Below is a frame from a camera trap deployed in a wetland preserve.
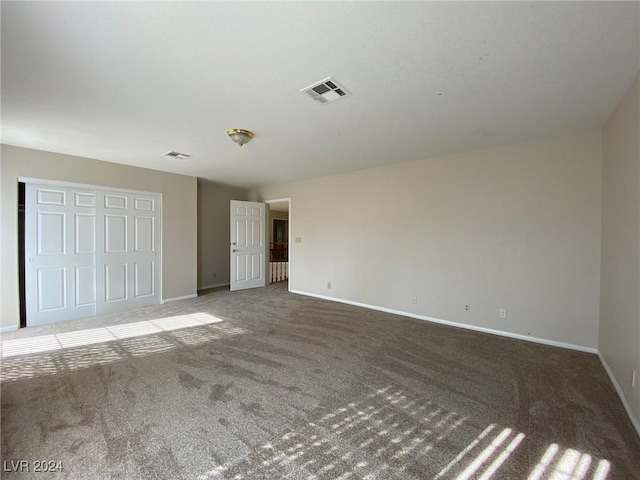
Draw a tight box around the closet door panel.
[26,184,96,326]
[96,190,161,315]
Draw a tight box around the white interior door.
[25,184,97,326]
[96,191,161,314]
[230,200,266,291]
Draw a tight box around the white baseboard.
[0,325,19,334]
[198,283,230,291]
[598,353,640,438]
[290,290,598,354]
[162,293,198,304]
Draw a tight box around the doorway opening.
[265,198,291,289]
[18,182,26,328]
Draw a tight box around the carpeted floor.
[1,283,639,479]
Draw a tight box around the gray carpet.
[1,283,639,479]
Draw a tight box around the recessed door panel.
[251,220,262,247]
[37,267,65,311]
[251,254,263,280]
[105,264,127,302]
[134,262,154,297]
[236,220,247,247]
[38,212,65,255]
[37,189,65,205]
[105,215,127,252]
[134,217,154,252]
[134,198,154,211]
[75,266,96,306]
[236,255,247,282]
[105,194,127,209]
[75,193,95,207]
[75,214,95,254]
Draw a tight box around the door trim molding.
[19,177,164,197]
[265,198,292,292]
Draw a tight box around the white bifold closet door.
[25,183,161,327]
[25,184,97,326]
[96,190,161,315]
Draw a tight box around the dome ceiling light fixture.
[227,128,254,147]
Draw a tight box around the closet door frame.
[21,177,163,325]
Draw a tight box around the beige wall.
[0,145,198,330]
[253,131,603,349]
[197,179,248,289]
[599,73,640,426]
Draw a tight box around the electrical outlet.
[295,237,302,243]
[411,296,417,304]
[632,370,636,388]
[464,304,471,312]
[500,309,507,319]
[327,282,332,289]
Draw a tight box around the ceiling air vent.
[300,77,351,105]
[163,151,191,159]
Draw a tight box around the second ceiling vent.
[163,151,191,159]
[300,77,351,105]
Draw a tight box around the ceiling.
[2,2,638,188]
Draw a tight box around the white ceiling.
[2,2,638,188]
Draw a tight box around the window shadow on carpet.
[0,317,247,383]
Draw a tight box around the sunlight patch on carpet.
[1,317,247,383]
[1,312,224,358]
[528,443,610,480]
[195,384,615,480]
